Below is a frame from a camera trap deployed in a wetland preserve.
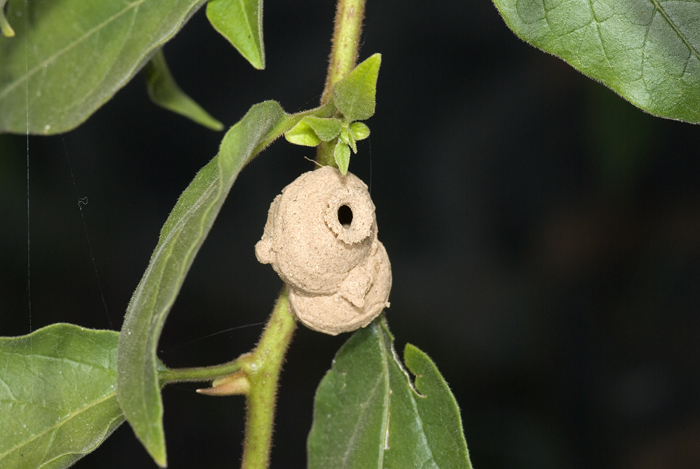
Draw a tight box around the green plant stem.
[184,1,366,464]
[158,359,245,384]
[316,141,337,167]
[241,287,297,469]
[317,0,367,165]
[321,0,366,105]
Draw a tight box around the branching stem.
[317,0,367,165]
[241,287,296,469]
[159,292,295,469]
[238,2,366,463]
[166,1,368,467]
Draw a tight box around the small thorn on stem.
[197,370,251,396]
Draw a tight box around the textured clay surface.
[256,166,392,335]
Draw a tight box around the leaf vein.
[376,322,391,468]
[236,0,256,44]
[0,391,117,460]
[651,0,700,63]
[339,371,385,469]
[0,375,17,400]
[0,0,147,101]
[585,0,614,71]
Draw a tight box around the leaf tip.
[367,52,382,66]
[250,56,265,71]
[144,50,224,131]
[332,52,382,121]
[0,10,14,37]
[1,24,15,37]
[205,119,226,132]
[334,142,350,174]
[143,431,168,468]
[206,0,266,71]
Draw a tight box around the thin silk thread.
[63,138,114,329]
[24,0,31,332]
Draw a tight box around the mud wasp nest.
[255,166,392,335]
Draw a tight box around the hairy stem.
[241,287,297,469]
[317,0,367,164]
[316,141,337,167]
[158,359,245,384]
[159,289,295,469]
[196,2,366,466]
[321,0,367,104]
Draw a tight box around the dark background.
[2,0,700,467]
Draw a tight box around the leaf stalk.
[158,356,247,384]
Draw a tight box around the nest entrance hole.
[338,204,353,227]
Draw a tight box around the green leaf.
[339,126,357,153]
[0,323,124,469]
[206,0,264,70]
[0,0,14,37]
[493,0,700,124]
[350,121,370,141]
[117,100,288,467]
[285,119,323,147]
[334,141,350,175]
[305,116,343,141]
[0,0,207,135]
[144,49,223,131]
[308,317,473,469]
[332,53,381,122]
[285,116,343,147]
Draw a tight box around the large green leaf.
[308,316,473,469]
[117,100,289,467]
[0,0,207,135]
[206,0,264,70]
[144,49,224,131]
[0,323,123,469]
[493,0,700,123]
